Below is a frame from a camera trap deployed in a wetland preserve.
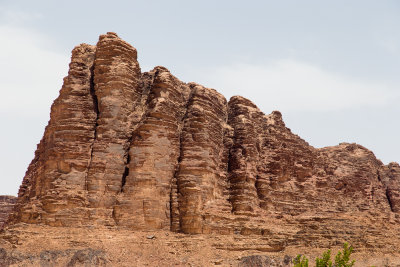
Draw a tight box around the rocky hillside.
[2,32,400,266]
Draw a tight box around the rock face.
[0,196,16,229]
[6,33,400,252]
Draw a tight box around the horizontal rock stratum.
[5,33,400,252]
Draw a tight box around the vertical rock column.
[227,96,262,214]
[86,32,142,225]
[177,84,230,234]
[11,44,97,226]
[113,67,191,230]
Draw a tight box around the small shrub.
[334,242,355,267]
[315,249,332,267]
[293,254,309,267]
[293,243,355,267]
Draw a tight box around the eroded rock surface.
[0,196,16,229]
[0,247,108,267]
[11,43,97,227]
[239,255,292,267]
[5,32,400,255]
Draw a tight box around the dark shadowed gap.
[120,166,129,193]
[120,154,130,193]
[386,188,394,212]
[170,86,195,232]
[85,64,100,192]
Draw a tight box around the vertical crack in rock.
[110,78,152,221]
[379,163,400,213]
[111,71,154,224]
[386,188,394,212]
[120,166,129,193]
[86,32,142,225]
[170,173,180,232]
[116,71,155,196]
[377,170,382,182]
[170,87,194,232]
[112,67,191,230]
[225,138,234,214]
[227,96,261,214]
[170,136,184,232]
[118,136,134,196]
[85,65,99,192]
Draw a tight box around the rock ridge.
[5,32,400,252]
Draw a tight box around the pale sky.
[1,0,400,195]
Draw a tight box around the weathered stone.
[6,33,400,256]
[227,96,264,214]
[10,43,97,226]
[112,66,190,230]
[176,84,231,234]
[85,32,142,226]
[0,196,16,229]
[379,162,400,212]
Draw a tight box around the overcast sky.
[1,0,400,195]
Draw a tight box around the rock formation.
[5,32,400,255]
[0,196,16,229]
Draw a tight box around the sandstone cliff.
[0,196,16,229]
[5,33,400,257]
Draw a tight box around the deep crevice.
[170,86,195,232]
[112,72,154,225]
[386,188,394,212]
[119,137,132,194]
[377,170,382,182]
[120,155,130,193]
[226,152,237,214]
[85,64,99,192]
[226,106,236,213]
[170,165,181,232]
[120,167,129,193]
[117,72,155,194]
[225,101,262,213]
